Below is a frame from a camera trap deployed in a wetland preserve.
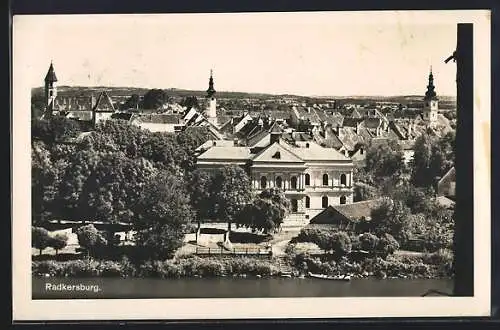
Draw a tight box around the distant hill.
[31,85,456,104]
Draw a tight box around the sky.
[14,11,462,97]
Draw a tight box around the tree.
[141,89,168,110]
[32,117,82,144]
[180,96,199,110]
[133,173,195,259]
[211,166,253,239]
[49,233,68,255]
[78,152,157,225]
[238,188,291,234]
[32,226,51,256]
[32,141,59,224]
[322,231,352,255]
[75,224,108,257]
[364,139,406,184]
[411,132,455,188]
[353,182,380,202]
[120,94,140,110]
[370,198,411,243]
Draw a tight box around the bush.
[376,233,400,257]
[33,260,63,276]
[97,260,122,277]
[359,233,379,252]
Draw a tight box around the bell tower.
[206,69,217,123]
[44,61,58,114]
[423,66,439,125]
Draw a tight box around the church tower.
[44,61,58,114]
[423,66,439,125]
[206,70,217,124]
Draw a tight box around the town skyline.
[16,12,459,97]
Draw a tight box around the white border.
[12,10,491,320]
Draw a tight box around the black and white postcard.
[12,10,491,320]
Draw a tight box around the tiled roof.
[134,114,182,124]
[111,112,134,121]
[310,198,385,224]
[281,140,350,161]
[252,142,305,163]
[198,146,253,160]
[93,91,115,112]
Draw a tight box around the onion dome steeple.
[206,69,216,98]
[424,66,438,101]
[45,61,58,84]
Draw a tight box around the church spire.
[424,66,437,101]
[45,61,58,84]
[206,69,216,98]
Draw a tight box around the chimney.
[407,122,413,139]
[307,107,311,113]
[325,125,331,140]
[355,121,361,134]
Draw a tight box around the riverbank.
[32,250,453,280]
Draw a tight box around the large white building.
[196,124,354,227]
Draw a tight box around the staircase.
[282,213,309,229]
[275,255,294,275]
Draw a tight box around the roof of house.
[133,114,183,124]
[197,146,253,160]
[93,91,115,112]
[281,140,350,161]
[252,142,305,163]
[309,198,385,224]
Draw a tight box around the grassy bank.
[33,248,453,280]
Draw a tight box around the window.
[360,148,364,155]
[305,173,310,186]
[291,199,298,212]
[322,174,329,186]
[305,196,310,208]
[275,176,282,189]
[291,176,298,189]
[305,143,310,148]
[340,174,347,186]
[260,176,267,189]
[272,151,281,159]
[340,196,347,204]
[322,196,329,208]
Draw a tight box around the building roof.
[252,142,305,164]
[281,140,350,162]
[44,63,58,83]
[93,91,115,112]
[133,113,182,124]
[310,198,385,224]
[197,146,253,160]
[64,110,93,121]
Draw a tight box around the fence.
[195,246,272,257]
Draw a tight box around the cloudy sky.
[14,11,463,97]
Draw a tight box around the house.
[307,198,385,232]
[437,167,456,200]
[130,113,185,133]
[197,127,355,226]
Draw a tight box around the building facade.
[197,127,354,226]
[423,67,439,125]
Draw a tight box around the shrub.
[376,233,400,257]
[33,260,62,276]
[359,233,379,252]
[97,261,122,277]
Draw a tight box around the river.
[33,277,454,299]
